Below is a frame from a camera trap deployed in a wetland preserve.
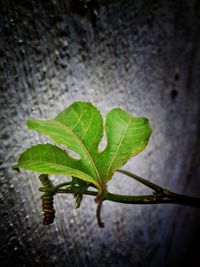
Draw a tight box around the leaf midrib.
[105,118,131,180]
[21,159,96,184]
[53,119,101,185]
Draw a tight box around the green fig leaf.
[17,101,152,195]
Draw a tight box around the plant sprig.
[38,171,200,227]
[15,101,200,227]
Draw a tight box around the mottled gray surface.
[0,0,200,266]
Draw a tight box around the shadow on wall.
[0,0,200,267]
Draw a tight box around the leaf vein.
[105,118,131,179]
[53,120,101,185]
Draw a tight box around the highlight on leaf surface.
[17,101,152,197]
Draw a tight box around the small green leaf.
[17,101,152,195]
[71,177,90,208]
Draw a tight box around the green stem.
[38,170,200,209]
[106,191,200,208]
[96,200,104,228]
[116,169,164,193]
[54,182,72,190]
[38,187,200,208]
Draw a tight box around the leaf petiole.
[116,169,164,193]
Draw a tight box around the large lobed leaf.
[17,102,152,193]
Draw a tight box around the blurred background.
[0,0,200,266]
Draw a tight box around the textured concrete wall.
[0,1,200,266]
